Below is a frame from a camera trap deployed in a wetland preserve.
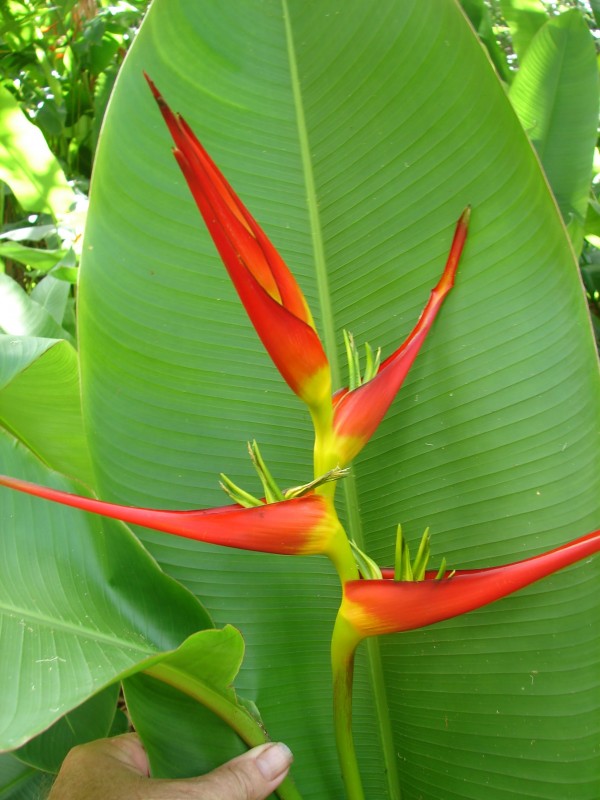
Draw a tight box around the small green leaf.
[0,242,67,271]
[0,335,93,483]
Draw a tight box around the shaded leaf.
[509,9,599,252]
[0,274,73,343]
[14,685,120,774]
[0,753,50,800]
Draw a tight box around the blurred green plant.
[462,0,600,341]
[0,0,149,320]
[0,0,149,178]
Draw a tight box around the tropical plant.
[0,2,599,799]
[462,0,600,340]
[0,0,149,306]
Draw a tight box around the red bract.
[0,475,338,556]
[329,208,470,467]
[146,75,471,470]
[341,528,600,639]
[146,75,331,412]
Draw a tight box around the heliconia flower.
[146,75,470,470]
[145,74,331,413]
[328,208,470,467]
[339,528,600,640]
[0,474,340,557]
[331,529,600,799]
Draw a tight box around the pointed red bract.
[0,474,337,556]
[342,528,600,637]
[146,75,331,409]
[330,208,470,466]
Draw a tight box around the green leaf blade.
[77,1,600,797]
[0,430,213,751]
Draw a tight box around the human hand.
[48,733,294,800]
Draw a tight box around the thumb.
[186,742,294,800]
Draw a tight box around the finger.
[181,742,294,800]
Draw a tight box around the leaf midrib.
[0,601,157,655]
[281,4,401,798]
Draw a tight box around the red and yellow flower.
[146,76,470,472]
[329,208,469,467]
[339,528,600,641]
[0,474,340,557]
[146,74,331,415]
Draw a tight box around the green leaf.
[0,274,73,343]
[125,628,261,772]
[77,1,600,798]
[14,685,120,774]
[499,0,548,60]
[0,85,74,219]
[0,241,67,271]
[0,335,93,483]
[125,628,304,799]
[459,0,513,83]
[0,428,214,751]
[124,673,246,779]
[0,753,51,800]
[509,9,599,253]
[30,276,71,327]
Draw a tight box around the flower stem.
[326,523,361,584]
[331,614,365,800]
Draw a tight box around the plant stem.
[143,662,304,800]
[327,522,361,584]
[331,614,365,800]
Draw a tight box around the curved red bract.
[342,528,600,637]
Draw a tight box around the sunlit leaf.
[0,85,74,219]
[509,9,599,252]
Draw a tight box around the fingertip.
[254,742,294,782]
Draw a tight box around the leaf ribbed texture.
[78,2,600,797]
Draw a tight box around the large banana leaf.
[77,1,599,798]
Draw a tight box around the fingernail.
[256,742,293,781]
